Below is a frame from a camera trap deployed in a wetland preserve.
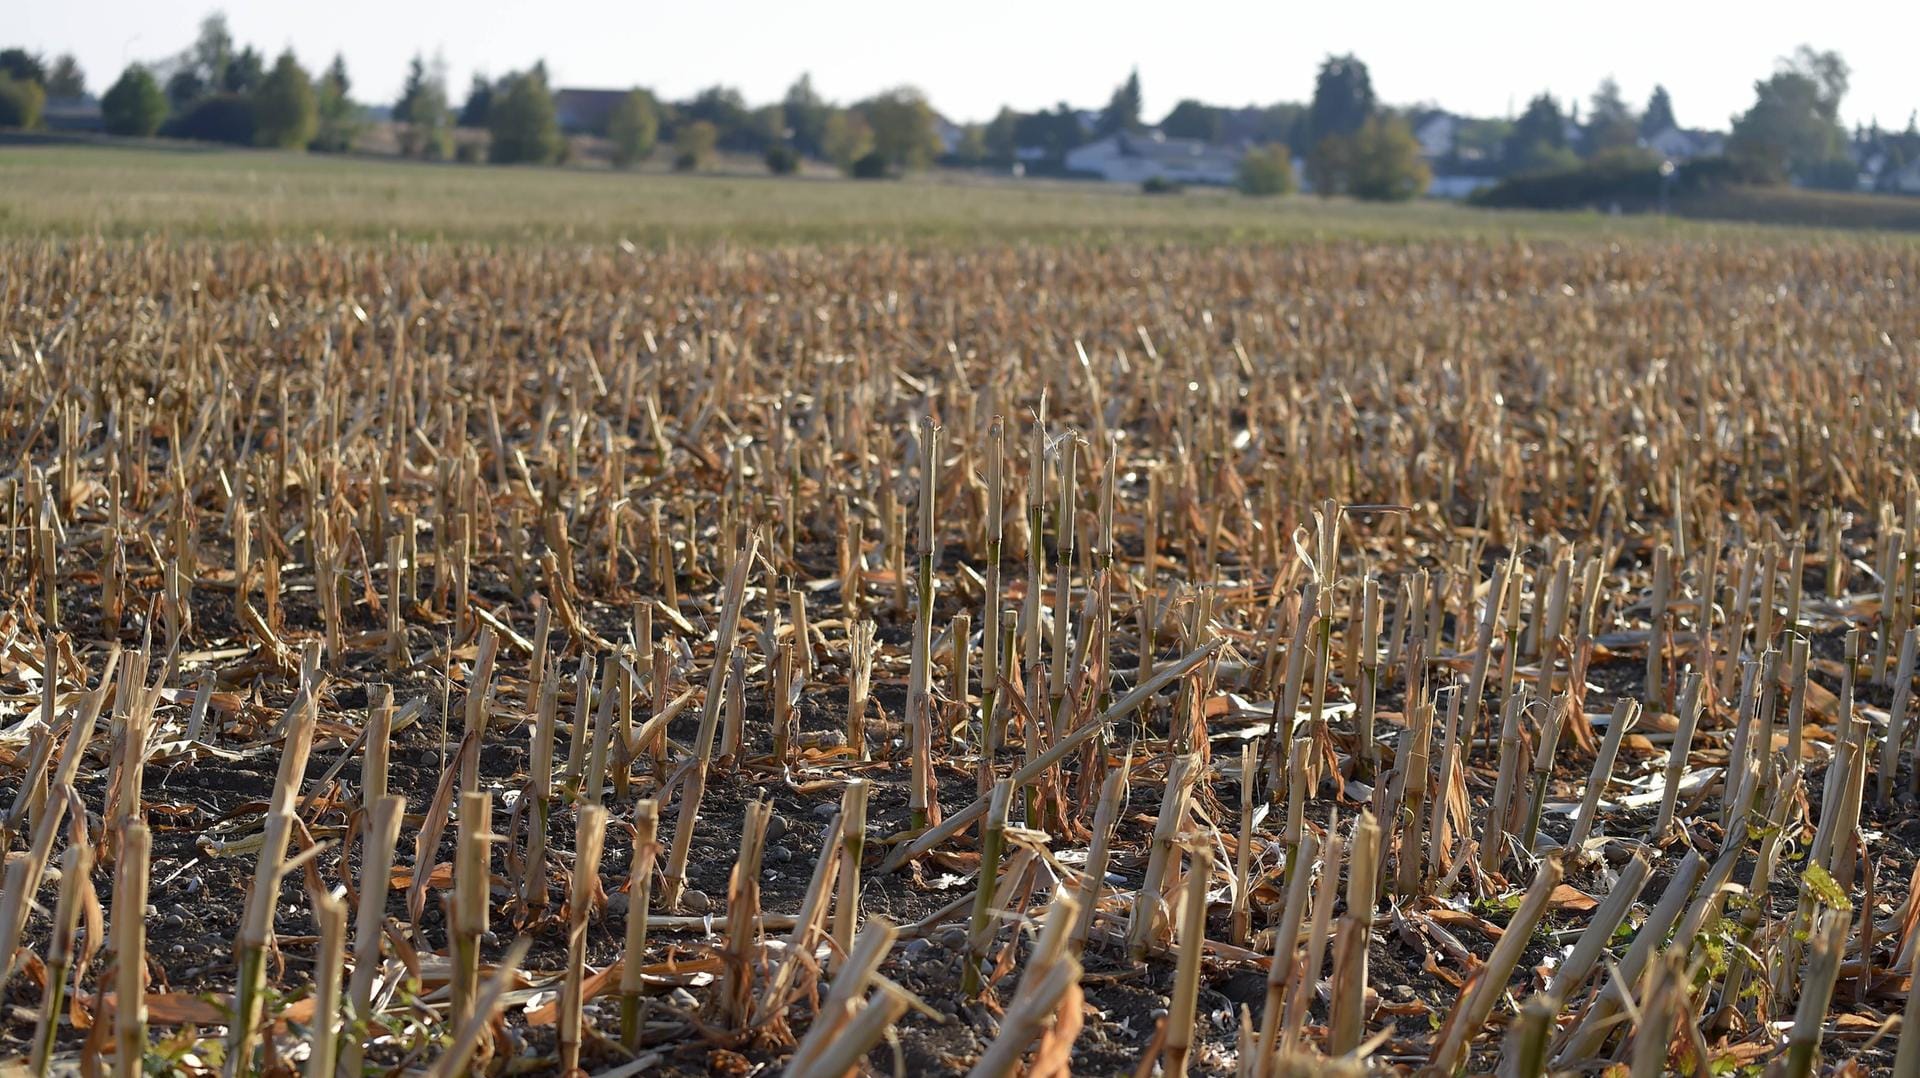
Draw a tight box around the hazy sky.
[16,2,1919,131]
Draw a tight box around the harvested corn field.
[1,236,1918,1077]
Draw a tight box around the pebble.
[765,815,789,841]
[682,889,712,913]
[605,892,629,915]
[1393,983,1415,1001]
[164,913,186,929]
[670,987,698,1009]
[768,846,791,863]
[812,803,837,819]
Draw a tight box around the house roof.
[1109,131,1238,165]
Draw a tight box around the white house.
[1064,131,1243,185]
[1643,126,1724,163]
[1412,112,1459,159]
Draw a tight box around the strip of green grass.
[4,141,1913,248]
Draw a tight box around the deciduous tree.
[252,50,316,150]
[102,64,167,137]
[609,89,659,168]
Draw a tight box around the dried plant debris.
[0,237,1915,1076]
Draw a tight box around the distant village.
[8,21,1918,203]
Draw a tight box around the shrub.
[764,144,799,175]
[850,151,890,179]
[1468,151,1770,211]
[609,89,658,168]
[1346,115,1429,202]
[672,120,718,172]
[0,73,45,130]
[163,94,256,145]
[102,65,167,137]
[1141,175,1184,195]
[1236,144,1296,196]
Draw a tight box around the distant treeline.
[4,15,1914,197]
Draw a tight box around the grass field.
[0,140,1882,246]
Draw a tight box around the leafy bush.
[672,120,718,172]
[163,94,256,145]
[1236,144,1295,196]
[850,150,889,179]
[1470,154,1761,211]
[1141,176,1184,195]
[764,144,799,175]
[0,73,45,130]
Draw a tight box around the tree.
[1584,77,1638,156]
[46,54,84,98]
[609,89,659,168]
[191,13,233,90]
[223,46,264,94]
[458,76,492,129]
[952,123,988,164]
[488,70,560,164]
[164,93,253,144]
[1640,85,1677,137]
[311,54,360,153]
[1013,105,1084,163]
[1161,99,1223,143]
[858,87,940,172]
[1236,144,1296,195]
[0,49,46,87]
[0,74,44,129]
[165,69,204,111]
[1096,68,1142,137]
[673,119,717,170]
[1505,94,1572,173]
[1306,54,1376,147]
[680,85,755,150]
[783,74,830,158]
[394,54,429,125]
[252,50,316,149]
[823,109,874,172]
[102,65,167,136]
[982,107,1018,163]
[1305,134,1350,197]
[1729,47,1850,184]
[1346,114,1431,201]
[1306,55,1376,197]
[396,55,451,159]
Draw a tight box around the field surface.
[0,146,1917,1078]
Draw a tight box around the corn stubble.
[0,236,1913,1077]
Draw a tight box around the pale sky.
[14,1,1920,131]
